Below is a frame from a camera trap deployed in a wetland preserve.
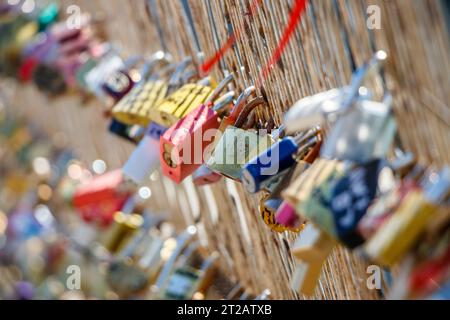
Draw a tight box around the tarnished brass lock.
[206,97,273,181]
[101,210,144,254]
[160,74,234,184]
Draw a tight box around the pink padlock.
[160,74,235,184]
[275,201,304,230]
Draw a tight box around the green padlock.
[206,97,273,180]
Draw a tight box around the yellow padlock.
[111,54,186,126]
[112,80,168,127]
[290,223,335,296]
[364,168,450,267]
[155,81,215,127]
[282,158,344,207]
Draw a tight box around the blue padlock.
[242,127,321,193]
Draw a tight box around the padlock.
[154,227,197,293]
[0,15,39,77]
[35,2,60,31]
[290,223,336,296]
[30,17,97,94]
[83,48,126,99]
[72,169,134,226]
[111,56,189,127]
[102,69,134,101]
[106,217,166,297]
[258,162,308,233]
[282,158,344,208]
[192,165,222,186]
[108,119,145,144]
[122,122,167,185]
[295,160,381,248]
[357,177,422,241]
[154,80,215,127]
[159,74,234,183]
[206,97,273,180]
[275,201,304,231]
[52,23,99,89]
[102,210,144,254]
[407,224,450,299]
[99,54,148,102]
[364,167,450,267]
[161,248,218,300]
[284,51,387,134]
[320,97,397,163]
[326,159,384,248]
[242,126,322,193]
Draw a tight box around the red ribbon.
[200,0,263,75]
[258,0,308,85]
[201,0,308,89]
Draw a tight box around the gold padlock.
[101,211,144,254]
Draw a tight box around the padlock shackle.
[141,51,173,81]
[293,125,321,145]
[212,91,235,113]
[294,135,321,162]
[168,56,194,87]
[206,73,234,104]
[228,86,256,121]
[340,50,387,114]
[197,76,212,86]
[234,96,266,128]
[271,124,286,140]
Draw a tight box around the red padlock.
[160,74,235,184]
[73,169,133,226]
